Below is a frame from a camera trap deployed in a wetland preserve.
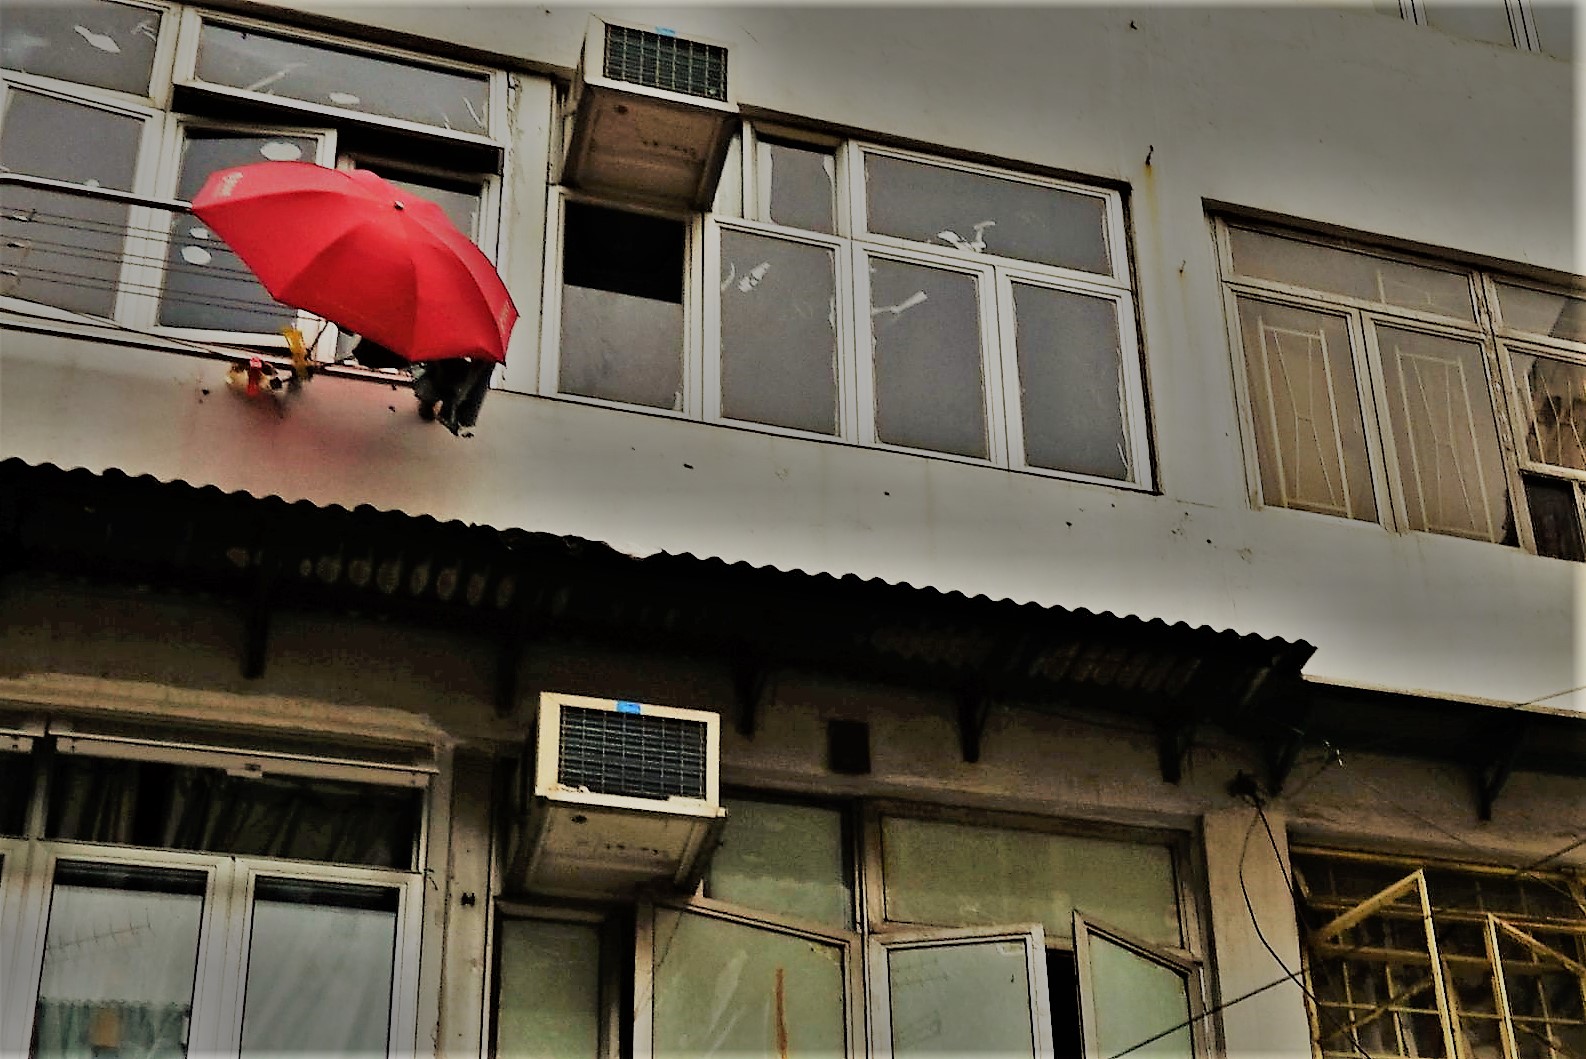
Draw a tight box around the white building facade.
[0,2,1582,1058]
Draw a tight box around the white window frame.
[4,843,423,1059]
[995,265,1150,486]
[0,0,180,108]
[850,142,1134,289]
[538,186,705,419]
[1074,911,1207,1059]
[833,136,1149,484]
[853,240,1009,467]
[867,922,1056,1059]
[0,717,433,1059]
[545,127,1153,488]
[1490,277,1586,488]
[703,214,859,443]
[3,2,511,351]
[632,895,864,1059]
[1217,217,1549,552]
[0,77,166,318]
[170,8,508,149]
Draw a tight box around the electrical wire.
[1242,803,1381,1059]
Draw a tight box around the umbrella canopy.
[191,161,516,364]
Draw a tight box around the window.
[0,0,504,351]
[1292,848,1586,1059]
[1218,219,1586,559]
[1376,0,1574,59]
[490,796,1206,1059]
[542,130,1152,488]
[494,913,612,1059]
[0,721,431,1059]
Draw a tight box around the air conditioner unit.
[507,692,727,900]
[560,18,738,210]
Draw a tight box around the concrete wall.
[2,2,1579,716]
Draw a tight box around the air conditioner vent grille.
[557,706,707,800]
[602,24,727,102]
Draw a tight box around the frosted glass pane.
[495,919,601,1059]
[32,863,205,1059]
[1012,283,1130,479]
[1377,326,1510,542]
[869,258,987,458]
[708,799,851,928]
[888,940,1035,1057]
[560,286,685,409]
[882,817,1181,945]
[0,0,163,95]
[1087,935,1193,1059]
[865,153,1111,275]
[719,231,840,435]
[652,909,847,1058]
[1,90,142,189]
[195,23,490,133]
[760,141,836,234]
[1497,283,1586,344]
[1236,297,1377,522]
[239,881,397,1059]
[1228,228,1474,322]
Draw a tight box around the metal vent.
[557,706,707,800]
[602,24,727,102]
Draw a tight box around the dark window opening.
[1525,474,1585,561]
[563,201,684,303]
[1048,948,1085,1059]
[0,750,33,836]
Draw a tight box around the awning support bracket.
[734,656,771,738]
[1157,720,1197,784]
[241,554,274,679]
[495,583,534,717]
[1476,715,1530,822]
[957,688,992,763]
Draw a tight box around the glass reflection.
[32,862,206,1059]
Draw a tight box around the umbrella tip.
[393,200,405,210]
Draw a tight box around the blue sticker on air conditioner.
[616,700,642,714]
[655,26,677,36]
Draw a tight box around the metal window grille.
[602,24,727,102]
[557,706,708,800]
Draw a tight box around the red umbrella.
[190,161,516,364]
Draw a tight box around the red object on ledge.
[191,161,516,364]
